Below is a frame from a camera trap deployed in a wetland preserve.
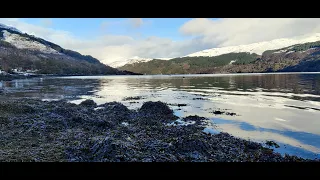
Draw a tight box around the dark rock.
[178,104,187,107]
[99,102,130,113]
[245,141,261,150]
[122,96,145,101]
[80,99,97,107]
[225,112,237,116]
[212,110,224,115]
[139,101,173,116]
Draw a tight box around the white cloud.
[180,18,320,47]
[1,18,320,66]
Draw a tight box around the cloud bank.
[0,18,320,65]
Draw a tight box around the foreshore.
[0,99,318,162]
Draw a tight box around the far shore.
[2,71,320,82]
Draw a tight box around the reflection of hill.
[113,74,320,96]
[0,78,104,101]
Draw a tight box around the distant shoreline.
[55,71,320,79]
[2,71,320,81]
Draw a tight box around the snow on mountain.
[0,23,23,34]
[109,56,175,68]
[186,33,320,57]
[108,56,152,68]
[1,30,59,54]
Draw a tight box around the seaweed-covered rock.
[0,98,318,162]
[80,99,97,107]
[0,102,36,114]
[139,101,173,115]
[99,102,130,113]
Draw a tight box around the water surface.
[1,72,320,159]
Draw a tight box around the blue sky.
[0,18,319,65]
[19,18,202,41]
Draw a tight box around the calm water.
[1,72,320,159]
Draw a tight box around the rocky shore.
[0,99,317,162]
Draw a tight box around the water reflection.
[1,73,320,159]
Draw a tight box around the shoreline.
[0,99,318,162]
[2,71,320,82]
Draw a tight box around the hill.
[118,41,320,74]
[0,24,135,76]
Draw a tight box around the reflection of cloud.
[275,118,287,122]
[217,123,320,154]
[181,88,320,134]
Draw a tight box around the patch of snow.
[108,56,153,68]
[229,60,237,65]
[156,57,173,60]
[1,30,59,54]
[108,56,173,68]
[0,23,23,34]
[273,49,287,54]
[285,51,295,54]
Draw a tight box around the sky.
[0,18,320,65]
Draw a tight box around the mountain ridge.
[0,23,139,76]
[118,40,320,74]
[186,33,320,57]
[113,33,320,68]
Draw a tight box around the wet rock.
[225,112,237,116]
[139,101,173,116]
[99,102,130,113]
[129,101,139,104]
[80,99,97,107]
[192,97,207,100]
[245,141,262,150]
[212,110,224,115]
[212,110,238,116]
[0,102,36,114]
[168,103,187,107]
[123,96,145,101]
[178,104,187,107]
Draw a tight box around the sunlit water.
[1,72,320,159]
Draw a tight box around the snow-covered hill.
[0,23,126,75]
[108,56,153,68]
[108,56,173,68]
[0,23,22,34]
[1,30,59,54]
[186,33,320,57]
[114,33,320,68]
